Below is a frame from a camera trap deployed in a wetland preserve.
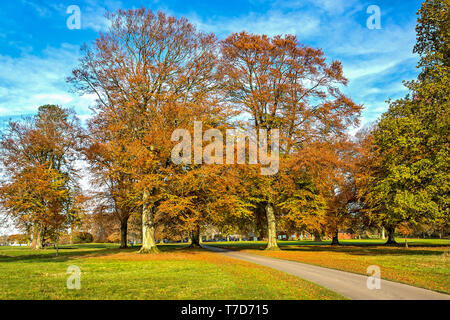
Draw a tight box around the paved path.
[203,245,450,300]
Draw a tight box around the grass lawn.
[208,238,450,294]
[0,243,345,300]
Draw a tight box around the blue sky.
[0,0,423,130]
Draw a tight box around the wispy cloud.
[81,0,123,31]
[189,10,320,37]
[20,0,52,17]
[0,43,95,120]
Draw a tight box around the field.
[0,243,345,300]
[208,238,450,294]
[1,239,448,299]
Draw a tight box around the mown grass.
[0,243,345,300]
[208,238,450,294]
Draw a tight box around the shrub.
[72,232,93,244]
[107,232,120,243]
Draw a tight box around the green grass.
[0,243,345,300]
[207,238,450,294]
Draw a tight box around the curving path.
[203,245,450,300]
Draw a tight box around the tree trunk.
[31,224,44,250]
[55,236,59,257]
[139,189,159,253]
[381,227,386,239]
[189,226,201,248]
[331,231,340,245]
[404,238,408,248]
[385,226,397,245]
[265,202,279,250]
[120,219,128,249]
[313,232,322,242]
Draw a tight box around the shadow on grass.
[0,247,118,263]
[2,241,447,263]
[0,243,198,263]
[207,241,448,257]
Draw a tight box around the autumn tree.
[220,32,361,249]
[277,160,327,241]
[84,121,140,248]
[318,138,359,245]
[0,105,84,249]
[157,163,253,247]
[69,9,226,253]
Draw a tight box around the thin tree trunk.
[265,202,279,250]
[139,189,159,253]
[120,219,128,249]
[56,236,59,257]
[385,226,397,245]
[189,226,201,248]
[381,227,386,239]
[331,230,340,245]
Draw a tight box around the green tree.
[362,0,449,244]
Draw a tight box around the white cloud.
[21,0,52,17]
[0,43,94,118]
[81,0,124,31]
[31,93,74,105]
[189,10,320,37]
[344,57,407,81]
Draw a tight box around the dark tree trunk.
[55,236,59,257]
[385,226,397,245]
[313,232,322,242]
[255,204,266,240]
[189,226,201,248]
[120,219,128,249]
[331,231,340,245]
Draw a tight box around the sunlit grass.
[208,238,450,294]
[0,243,345,300]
